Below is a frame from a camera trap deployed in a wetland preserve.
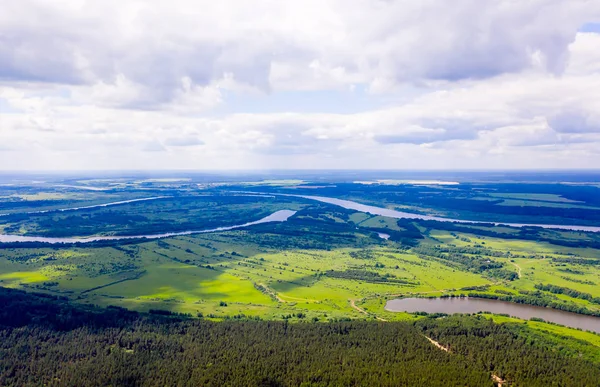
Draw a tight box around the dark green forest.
[1,287,599,386]
[242,182,600,226]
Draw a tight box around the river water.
[0,196,171,217]
[287,194,600,233]
[0,210,296,244]
[385,297,600,333]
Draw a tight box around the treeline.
[535,283,600,305]
[552,257,600,265]
[324,269,418,285]
[467,291,600,317]
[1,287,600,386]
[0,237,156,249]
[432,244,506,258]
[0,198,75,210]
[416,219,600,250]
[412,195,600,224]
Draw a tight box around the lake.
[385,297,600,333]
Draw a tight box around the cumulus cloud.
[1,1,600,169]
[2,1,598,100]
[548,109,600,133]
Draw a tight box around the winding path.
[257,283,286,303]
[510,262,522,278]
[423,333,507,386]
[349,299,387,321]
[424,336,450,352]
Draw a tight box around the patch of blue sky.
[207,83,425,117]
[579,22,600,33]
[0,98,20,114]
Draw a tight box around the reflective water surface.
[0,210,296,244]
[385,297,600,333]
[290,194,600,233]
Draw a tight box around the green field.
[2,183,600,354]
[0,233,492,320]
[2,205,600,328]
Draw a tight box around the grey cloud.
[548,110,600,133]
[374,134,438,145]
[142,141,167,152]
[234,121,341,155]
[418,118,485,139]
[265,131,338,155]
[373,119,480,145]
[164,136,204,147]
[1,0,598,109]
[0,35,86,85]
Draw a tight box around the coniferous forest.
[1,287,599,386]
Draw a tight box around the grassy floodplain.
[1,177,600,358]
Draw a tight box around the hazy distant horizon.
[2,169,600,185]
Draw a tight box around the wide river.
[286,194,600,233]
[385,297,600,333]
[0,196,171,217]
[0,210,296,244]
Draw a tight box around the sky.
[1,0,600,171]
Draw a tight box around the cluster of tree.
[324,269,418,285]
[396,219,427,238]
[349,250,375,259]
[486,268,519,281]
[112,245,140,259]
[560,276,595,285]
[413,245,517,280]
[362,225,423,246]
[557,267,586,275]
[535,283,600,305]
[1,287,599,386]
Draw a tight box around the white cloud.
[3,1,598,96]
[1,1,600,169]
